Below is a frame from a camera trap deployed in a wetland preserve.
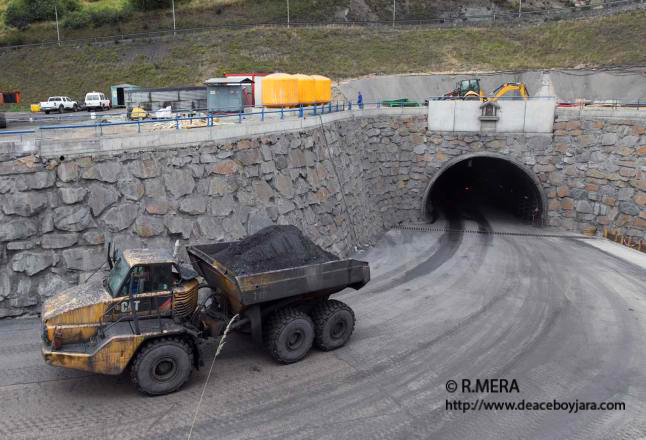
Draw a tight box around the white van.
[84,92,111,111]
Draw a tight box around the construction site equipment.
[311,75,332,104]
[30,104,40,112]
[262,73,332,107]
[41,227,370,395]
[443,79,485,100]
[262,73,299,107]
[440,79,529,102]
[129,106,147,120]
[293,74,316,105]
[381,98,421,107]
[488,82,529,102]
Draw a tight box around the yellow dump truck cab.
[41,248,201,395]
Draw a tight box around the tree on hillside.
[4,0,80,30]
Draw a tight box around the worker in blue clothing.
[357,91,363,109]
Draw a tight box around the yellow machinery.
[488,82,530,102]
[129,106,147,120]
[442,79,529,102]
[30,103,41,112]
[41,238,370,395]
[443,79,486,100]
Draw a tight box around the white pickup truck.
[40,96,79,114]
[84,92,111,111]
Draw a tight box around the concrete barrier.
[427,98,556,133]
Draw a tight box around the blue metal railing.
[3,96,643,139]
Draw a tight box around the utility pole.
[54,3,60,46]
[287,0,290,28]
[392,0,396,28]
[518,0,522,19]
[172,0,176,37]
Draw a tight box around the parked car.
[40,96,78,114]
[84,92,111,111]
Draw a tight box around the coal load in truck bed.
[214,225,339,275]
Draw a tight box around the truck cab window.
[119,264,177,296]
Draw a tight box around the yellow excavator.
[441,79,529,102]
[488,82,529,102]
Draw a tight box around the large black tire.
[311,300,355,351]
[73,104,78,112]
[58,105,64,114]
[130,337,193,396]
[264,308,314,364]
[0,113,6,129]
[45,110,50,114]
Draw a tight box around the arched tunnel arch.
[422,153,547,225]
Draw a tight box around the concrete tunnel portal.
[422,153,547,226]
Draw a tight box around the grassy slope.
[1,10,645,109]
[0,0,527,45]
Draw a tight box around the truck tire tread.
[263,308,314,364]
[130,337,194,396]
[311,300,355,351]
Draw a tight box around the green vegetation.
[4,0,80,30]
[1,10,645,110]
[0,0,525,46]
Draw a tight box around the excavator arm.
[490,82,529,102]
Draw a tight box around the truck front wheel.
[311,300,355,351]
[130,337,194,396]
[264,308,314,364]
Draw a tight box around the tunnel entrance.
[423,153,546,225]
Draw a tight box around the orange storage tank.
[311,75,331,104]
[293,74,316,105]
[261,73,298,107]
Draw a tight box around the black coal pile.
[214,225,339,275]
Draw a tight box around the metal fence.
[0,0,644,51]
[2,96,645,144]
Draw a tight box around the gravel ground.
[0,210,645,440]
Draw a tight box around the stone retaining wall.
[0,115,427,317]
[0,112,644,317]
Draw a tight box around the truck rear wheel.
[311,300,355,351]
[264,308,314,364]
[130,337,193,396]
[0,113,6,129]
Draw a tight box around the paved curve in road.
[1,213,645,440]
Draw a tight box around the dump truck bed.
[187,242,370,311]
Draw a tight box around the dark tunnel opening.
[425,156,545,226]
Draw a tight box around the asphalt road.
[1,212,646,440]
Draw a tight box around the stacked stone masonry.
[0,113,644,317]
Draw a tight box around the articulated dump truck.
[41,239,370,395]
